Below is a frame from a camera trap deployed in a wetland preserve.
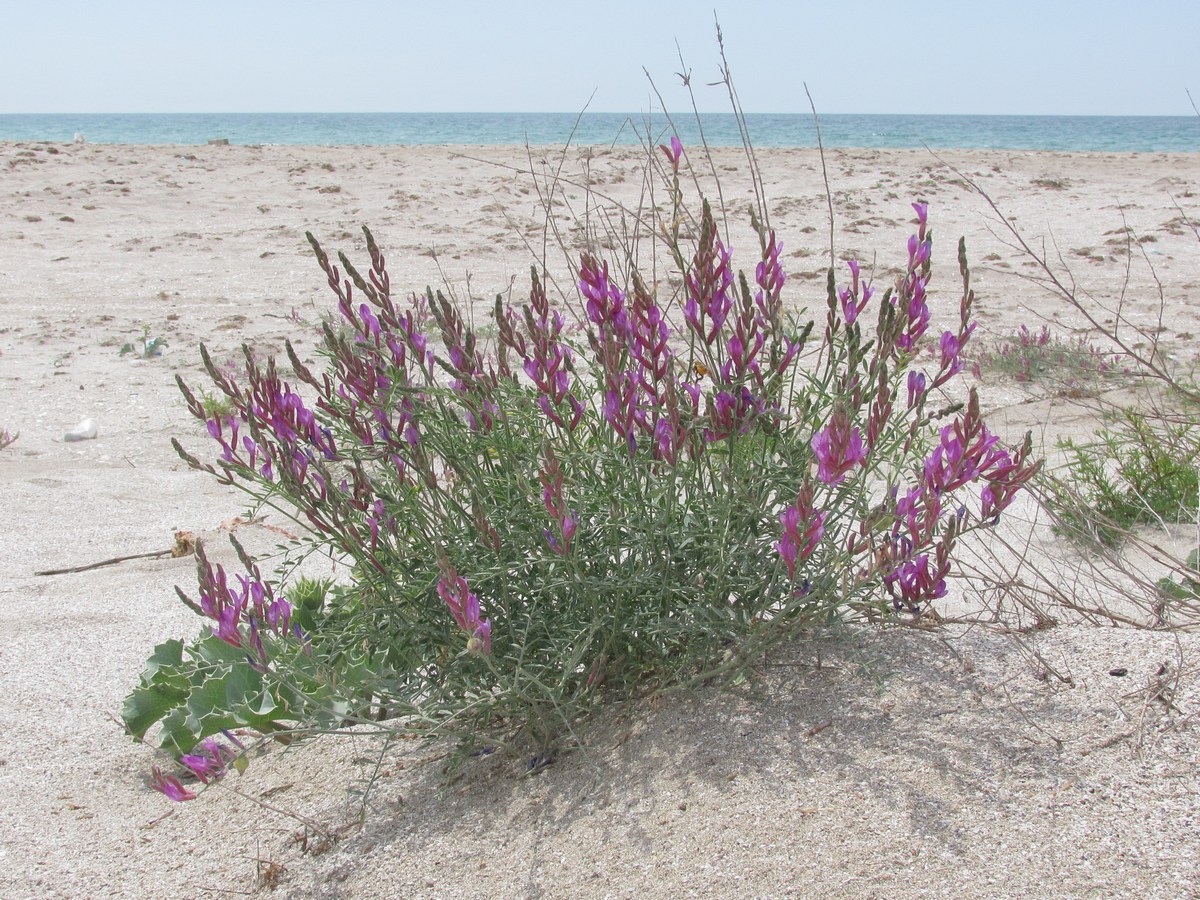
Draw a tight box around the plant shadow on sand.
[277,624,1196,897]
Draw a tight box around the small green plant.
[120,324,168,358]
[1158,548,1200,605]
[0,428,16,450]
[197,388,236,421]
[969,323,1127,395]
[1048,407,1200,547]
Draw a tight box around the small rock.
[63,418,97,442]
[207,138,230,146]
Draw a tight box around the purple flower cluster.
[684,203,735,348]
[298,233,438,469]
[201,356,335,487]
[580,255,693,459]
[437,563,492,655]
[883,552,949,609]
[151,734,245,802]
[775,482,826,581]
[686,209,800,442]
[513,271,584,430]
[894,202,933,352]
[811,406,868,485]
[432,293,501,433]
[922,396,1013,497]
[540,446,578,555]
[876,391,1040,611]
[838,260,874,327]
[183,543,294,668]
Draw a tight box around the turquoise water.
[0,112,1195,152]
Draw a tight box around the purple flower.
[358,303,381,342]
[179,737,235,785]
[774,485,826,580]
[579,255,629,337]
[659,135,683,168]
[214,604,242,647]
[437,567,492,655]
[685,205,734,346]
[755,229,786,322]
[150,766,196,802]
[933,323,976,389]
[602,390,620,430]
[653,417,678,463]
[883,553,947,611]
[205,414,242,463]
[939,331,962,376]
[839,260,872,325]
[811,407,868,485]
[520,277,585,432]
[539,450,579,554]
[907,371,927,408]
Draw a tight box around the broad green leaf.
[121,681,188,739]
[141,639,184,682]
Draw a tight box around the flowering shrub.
[125,141,1039,797]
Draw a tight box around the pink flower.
[437,567,492,655]
[839,260,872,325]
[684,206,734,346]
[907,371,927,408]
[811,407,868,485]
[774,484,826,580]
[579,255,629,337]
[150,766,196,802]
[180,737,236,785]
[659,135,683,168]
[883,553,948,612]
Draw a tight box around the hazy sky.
[2,0,1196,116]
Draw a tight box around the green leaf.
[156,705,198,755]
[141,638,184,681]
[121,680,188,739]
[191,634,254,666]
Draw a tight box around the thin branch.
[805,83,836,270]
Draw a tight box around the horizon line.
[3,110,1196,119]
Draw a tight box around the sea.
[0,112,1195,152]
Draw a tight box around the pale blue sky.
[2,0,1196,116]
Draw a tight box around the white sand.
[1,141,1198,898]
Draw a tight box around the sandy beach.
[1,140,1199,898]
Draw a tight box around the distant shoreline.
[1,112,1195,152]
[3,140,1197,160]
